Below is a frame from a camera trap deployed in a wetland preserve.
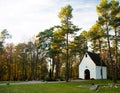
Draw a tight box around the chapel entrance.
[84,69,90,79]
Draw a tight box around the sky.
[0,0,108,44]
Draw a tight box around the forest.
[0,0,120,84]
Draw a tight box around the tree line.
[0,0,120,83]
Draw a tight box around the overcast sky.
[0,0,118,44]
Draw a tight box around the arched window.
[86,54,87,57]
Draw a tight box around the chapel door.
[84,69,90,80]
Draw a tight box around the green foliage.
[0,29,11,40]
[87,22,106,52]
[88,22,104,40]
[96,0,110,16]
[58,4,73,24]
[0,29,11,53]
[58,4,80,34]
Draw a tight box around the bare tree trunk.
[114,27,117,83]
[66,32,69,82]
[106,22,115,84]
[35,48,38,80]
[99,39,103,80]
[55,54,60,79]
[51,57,55,78]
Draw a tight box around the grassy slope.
[0,80,120,93]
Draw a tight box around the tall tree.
[88,22,105,80]
[88,22,105,52]
[109,0,120,82]
[68,31,88,79]
[72,30,88,60]
[0,29,12,80]
[97,0,114,82]
[51,29,65,79]
[0,29,11,53]
[97,0,120,83]
[37,28,54,79]
[58,4,80,82]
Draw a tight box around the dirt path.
[0,81,66,86]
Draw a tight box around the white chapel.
[79,51,107,79]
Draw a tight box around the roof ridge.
[87,51,106,66]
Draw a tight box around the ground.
[0,80,120,93]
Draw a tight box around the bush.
[90,78,95,80]
[56,77,65,81]
[45,77,56,81]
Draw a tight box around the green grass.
[0,80,120,93]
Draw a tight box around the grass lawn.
[0,80,120,93]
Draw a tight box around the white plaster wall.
[103,67,107,79]
[79,53,96,79]
[96,66,107,79]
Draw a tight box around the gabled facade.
[79,52,107,79]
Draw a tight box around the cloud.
[0,0,100,44]
[69,0,98,31]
